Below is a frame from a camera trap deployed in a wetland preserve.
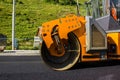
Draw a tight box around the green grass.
[0,0,86,49]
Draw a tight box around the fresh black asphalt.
[0,56,120,80]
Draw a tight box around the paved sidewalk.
[0,50,40,56]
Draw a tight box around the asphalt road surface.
[0,51,120,80]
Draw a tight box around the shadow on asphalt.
[71,60,120,70]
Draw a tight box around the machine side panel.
[41,15,86,49]
[107,32,120,59]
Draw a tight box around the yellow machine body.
[41,14,86,57]
[39,14,120,61]
[38,0,120,71]
[41,15,85,48]
[107,33,120,59]
[38,14,120,70]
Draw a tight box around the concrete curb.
[0,50,40,56]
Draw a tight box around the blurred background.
[0,0,85,50]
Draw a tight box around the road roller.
[37,0,120,71]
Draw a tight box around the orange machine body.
[38,14,120,62]
[40,14,87,58]
[37,0,120,71]
[107,32,120,59]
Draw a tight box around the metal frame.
[86,16,107,53]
